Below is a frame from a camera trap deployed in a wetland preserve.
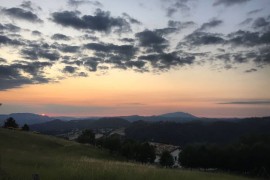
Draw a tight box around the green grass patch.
[0,128,254,180]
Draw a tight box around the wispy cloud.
[117,103,146,106]
[219,100,270,105]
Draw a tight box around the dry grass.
[0,128,254,180]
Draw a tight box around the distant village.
[58,128,181,167]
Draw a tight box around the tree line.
[180,134,270,178]
[2,117,29,131]
[125,117,270,146]
[77,130,156,164]
[77,129,178,167]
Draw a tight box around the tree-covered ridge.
[125,117,270,146]
[180,134,270,178]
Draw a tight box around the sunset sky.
[0,0,270,117]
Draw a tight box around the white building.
[150,142,182,167]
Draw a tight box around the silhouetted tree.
[22,124,30,131]
[3,117,18,128]
[160,151,174,167]
[120,140,156,163]
[136,142,156,163]
[103,135,122,153]
[121,139,138,159]
[77,129,95,144]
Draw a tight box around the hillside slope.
[30,117,130,135]
[0,129,252,180]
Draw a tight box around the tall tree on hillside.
[136,142,156,163]
[103,135,122,153]
[3,117,18,128]
[22,124,30,131]
[77,129,95,144]
[160,151,174,167]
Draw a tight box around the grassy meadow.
[0,128,255,180]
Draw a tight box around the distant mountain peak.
[159,112,197,119]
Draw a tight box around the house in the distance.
[149,142,182,167]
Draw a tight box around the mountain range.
[117,112,198,122]
[29,117,130,135]
[0,111,198,126]
[0,113,52,126]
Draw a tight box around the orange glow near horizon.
[1,67,270,118]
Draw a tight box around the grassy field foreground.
[0,128,254,180]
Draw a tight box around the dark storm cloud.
[0,35,24,46]
[84,42,137,58]
[166,8,177,18]
[13,61,53,76]
[1,7,43,23]
[0,57,7,63]
[63,66,78,73]
[219,100,270,105]
[232,53,247,63]
[78,72,88,77]
[227,30,270,46]
[214,46,270,68]
[168,20,196,30]
[139,51,195,70]
[79,43,144,70]
[82,57,99,71]
[0,62,52,90]
[122,13,141,25]
[21,47,60,61]
[80,34,99,41]
[217,48,225,52]
[213,0,251,6]
[58,44,80,53]
[215,53,231,62]
[50,42,80,53]
[20,1,41,11]
[164,0,191,17]
[239,18,253,26]
[51,9,131,33]
[61,58,84,66]
[0,23,21,33]
[181,32,225,46]
[103,55,126,69]
[198,19,223,31]
[214,52,248,65]
[20,1,34,11]
[252,47,270,65]
[51,33,71,41]
[135,30,169,53]
[228,31,259,46]
[245,68,257,73]
[0,67,34,90]
[32,30,42,36]
[35,50,60,61]
[0,35,13,44]
[68,0,103,8]
[125,60,146,69]
[120,38,135,43]
[154,28,178,36]
[247,8,263,15]
[27,41,50,49]
[8,34,22,38]
[252,17,270,29]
